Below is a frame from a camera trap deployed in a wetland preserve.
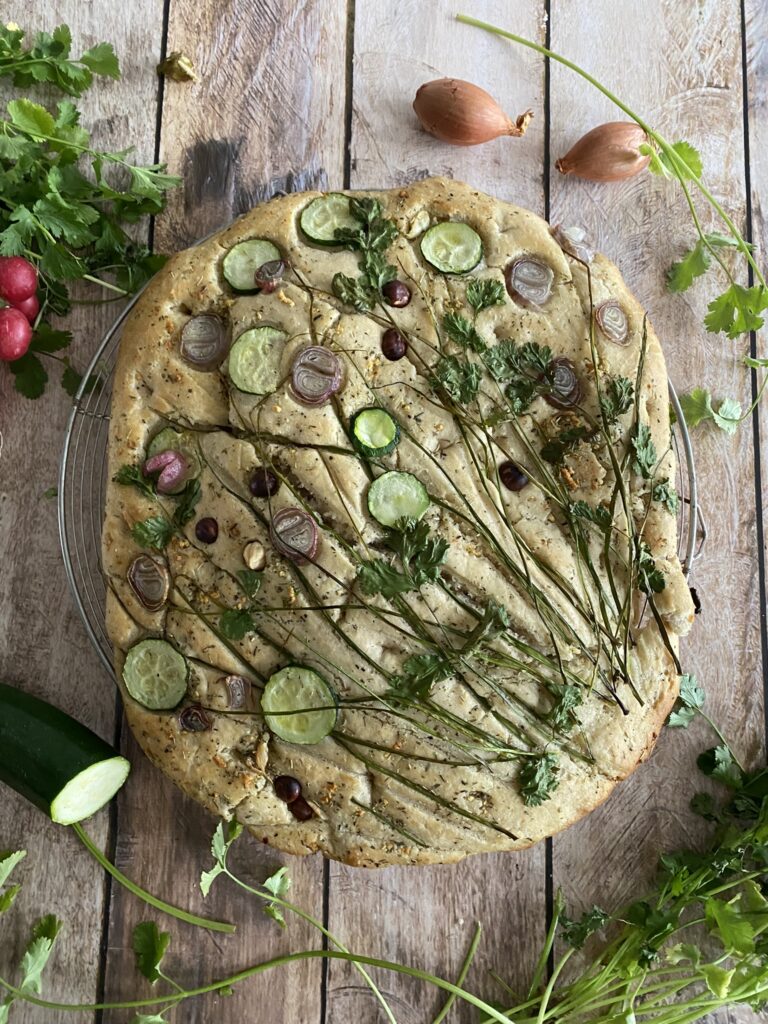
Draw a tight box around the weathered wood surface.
[0,4,162,1022]
[0,2,766,1023]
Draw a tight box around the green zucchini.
[367,471,430,527]
[222,239,282,292]
[420,222,483,274]
[122,639,189,710]
[350,408,400,458]
[261,666,338,744]
[147,427,202,493]
[0,683,130,825]
[299,193,359,245]
[227,326,286,395]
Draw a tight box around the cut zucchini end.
[122,639,189,711]
[227,326,286,394]
[420,222,483,274]
[222,239,282,292]
[350,408,400,458]
[367,471,430,528]
[50,755,131,825]
[261,665,337,745]
[299,193,359,245]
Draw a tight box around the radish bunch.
[0,257,39,362]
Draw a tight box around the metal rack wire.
[58,291,706,679]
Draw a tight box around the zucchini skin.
[0,683,121,818]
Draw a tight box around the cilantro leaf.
[9,352,47,398]
[519,753,560,806]
[667,233,741,293]
[636,540,666,595]
[631,423,658,479]
[357,560,418,598]
[568,500,612,529]
[667,673,704,728]
[560,904,608,949]
[466,278,506,314]
[704,283,768,338]
[332,271,374,311]
[462,600,509,649]
[599,375,634,423]
[545,683,583,732]
[443,312,486,353]
[0,25,121,96]
[0,851,26,888]
[80,42,120,79]
[390,652,451,701]
[0,885,20,914]
[358,519,450,598]
[29,323,72,353]
[644,139,703,180]
[262,866,290,928]
[652,478,679,514]
[219,609,255,641]
[697,745,744,789]
[679,387,741,435]
[201,820,243,896]
[114,463,155,498]
[483,340,555,413]
[19,915,61,994]
[237,569,263,599]
[132,516,173,551]
[132,921,170,985]
[431,355,482,404]
[705,899,754,956]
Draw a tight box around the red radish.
[13,293,40,323]
[0,256,38,304]
[0,307,33,361]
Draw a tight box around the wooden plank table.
[0,1,765,1021]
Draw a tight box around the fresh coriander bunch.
[0,23,180,399]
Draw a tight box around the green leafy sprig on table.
[331,197,398,311]
[458,14,767,435]
[0,23,179,399]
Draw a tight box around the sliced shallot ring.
[505,256,554,308]
[270,507,319,563]
[544,357,582,410]
[180,314,229,370]
[127,554,170,611]
[291,346,342,406]
[595,300,629,345]
[222,675,249,709]
[178,704,212,732]
[551,224,594,264]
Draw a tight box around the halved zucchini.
[122,639,188,711]
[0,683,130,825]
[367,471,430,527]
[227,326,287,394]
[420,222,483,274]
[300,194,359,245]
[261,666,338,745]
[350,408,400,458]
[147,427,202,493]
[222,239,282,292]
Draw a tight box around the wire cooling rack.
[58,289,706,679]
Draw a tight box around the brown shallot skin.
[556,122,650,182]
[413,78,533,147]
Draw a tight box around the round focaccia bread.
[103,177,695,867]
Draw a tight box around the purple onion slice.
[595,300,629,345]
[127,554,170,611]
[270,507,319,562]
[551,224,594,264]
[544,357,582,410]
[179,703,212,732]
[505,257,554,308]
[180,314,229,370]
[254,259,287,293]
[142,449,190,494]
[291,346,343,406]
